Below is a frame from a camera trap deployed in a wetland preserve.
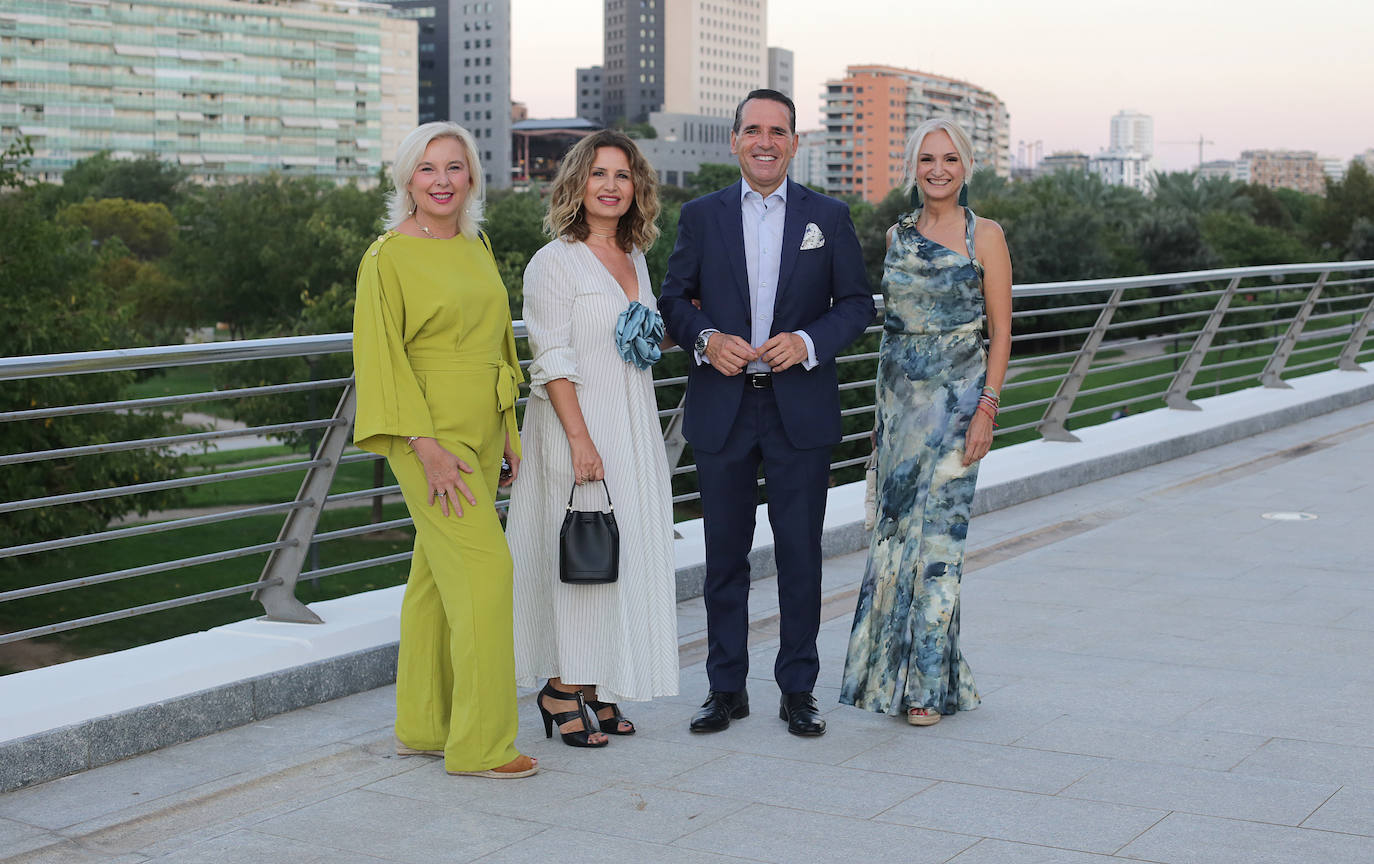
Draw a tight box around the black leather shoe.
[689,690,749,733]
[779,691,826,737]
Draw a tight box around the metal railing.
[2,260,1372,653]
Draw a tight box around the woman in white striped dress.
[506,131,679,747]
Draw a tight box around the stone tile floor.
[3,400,1374,863]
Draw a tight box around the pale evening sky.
[511,0,1374,172]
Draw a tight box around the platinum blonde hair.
[903,118,975,194]
[385,122,485,237]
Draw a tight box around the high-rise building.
[1109,110,1153,159]
[603,0,664,125]
[1242,149,1325,196]
[789,129,827,189]
[604,0,766,126]
[0,0,417,185]
[822,64,1010,204]
[1090,151,1151,193]
[575,66,604,123]
[1037,152,1091,176]
[383,0,511,188]
[768,47,794,98]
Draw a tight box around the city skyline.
[513,0,1374,172]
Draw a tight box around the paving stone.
[0,750,226,831]
[947,837,1145,863]
[145,829,388,863]
[663,752,933,819]
[480,783,747,844]
[673,802,976,863]
[1301,784,1374,836]
[1233,738,1374,787]
[841,734,1107,794]
[1062,760,1336,825]
[72,747,417,858]
[1011,718,1267,772]
[476,826,754,864]
[251,788,543,863]
[1118,811,1374,864]
[876,781,1164,854]
[0,816,60,859]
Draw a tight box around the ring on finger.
[436,490,446,497]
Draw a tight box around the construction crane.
[1161,135,1216,171]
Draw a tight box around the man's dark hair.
[732,89,796,135]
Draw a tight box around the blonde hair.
[544,130,661,252]
[903,118,976,195]
[385,122,485,237]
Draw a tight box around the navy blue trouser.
[694,386,832,695]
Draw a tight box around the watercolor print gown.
[839,207,985,717]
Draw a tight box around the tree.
[482,189,552,315]
[60,152,187,208]
[1318,161,1374,256]
[1133,208,1219,275]
[59,198,177,259]
[688,163,741,197]
[1201,211,1315,267]
[170,176,384,337]
[1149,171,1251,217]
[0,189,184,549]
[1,137,33,189]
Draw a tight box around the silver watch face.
[695,332,710,353]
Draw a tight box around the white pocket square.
[799,222,825,250]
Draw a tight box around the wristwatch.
[694,329,718,354]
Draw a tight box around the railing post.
[1165,276,1242,410]
[1261,272,1328,388]
[661,391,689,469]
[252,382,357,624]
[1037,285,1125,443]
[1336,294,1374,371]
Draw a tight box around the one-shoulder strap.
[964,208,978,260]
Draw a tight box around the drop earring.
[957,183,969,207]
[909,185,922,209]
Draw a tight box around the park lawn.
[0,503,415,664]
[178,453,397,508]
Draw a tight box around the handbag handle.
[565,479,614,512]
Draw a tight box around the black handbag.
[559,480,619,584]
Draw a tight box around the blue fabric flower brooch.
[615,301,665,370]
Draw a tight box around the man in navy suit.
[660,90,875,736]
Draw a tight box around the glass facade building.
[0,0,417,184]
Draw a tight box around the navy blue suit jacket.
[660,179,875,454]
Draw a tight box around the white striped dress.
[506,237,679,702]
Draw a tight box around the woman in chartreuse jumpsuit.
[352,122,536,779]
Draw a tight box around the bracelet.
[976,403,999,427]
[406,435,419,446]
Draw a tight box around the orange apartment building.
[822,64,1010,203]
[1242,150,1327,196]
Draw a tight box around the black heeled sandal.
[586,698,636,735]
[538,682,608,748]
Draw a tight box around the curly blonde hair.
[544,130,660,252]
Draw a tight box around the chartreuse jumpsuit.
[352,230,524,773]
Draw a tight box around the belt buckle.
[748,373,771,389]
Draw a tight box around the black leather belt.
[745,372,772,389]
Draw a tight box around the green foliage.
[59,151,187,208]
[59,197,177,259]
[170,175,384,337]
[0,190,184,549]
[688,163,741,197]
[1201,211,1315,266]
[2,137,34,189]
[1318,161,1374,255]
[482,188,551,313]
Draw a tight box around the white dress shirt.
[696,181,817,372]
